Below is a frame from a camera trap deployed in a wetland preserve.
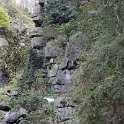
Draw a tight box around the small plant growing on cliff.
[0,7,10,29]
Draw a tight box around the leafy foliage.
[0,45,26,74]
[44,0,75,24]
[0,6,10,29]
[68,0,124,123]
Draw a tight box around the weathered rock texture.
[14,0,35,13]
[28,0,88,123]
[3,108,27,124]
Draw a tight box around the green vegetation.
[7,48,54,123]
[0,6,10,29]
[0,0,124,124]
[0,0,34,26]
[47,0,124,123]
[44,0,76,24]
[67,0,124,124]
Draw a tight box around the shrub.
[0,45,26,74]
[44,0,75,24]
[70,0,124,123]
[0,7,10,29]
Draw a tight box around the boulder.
[31,37,49,49]
[0,102,11,111]
[32,4,43,26]
[64,32,89,64]
[54,107,75,121]
[4,108,27,124]
[44,43,64,59]
[52,85,70,94]
[30,27,43,38]
[52,70,74,85]
[54,97,73,108]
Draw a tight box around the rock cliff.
[28,1,88,123]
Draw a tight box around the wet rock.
[0,102,11,111]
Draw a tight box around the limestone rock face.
[52,70,74,85]
[3,108,27,124]
[31,37,49,49]
[30,27,43,38]
[28,1,88,124]
[55,107,75,121]
[44,42,64,59]
[54,97,73,108]
[14,0,35,14]
[32,4,43,26]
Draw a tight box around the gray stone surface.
[52,85,71,94]
[52,70,74,85]
[31,27,43,38]
[55,107,75,121]
[31,37,49,49]
[59,57,68,70]
[0,38,8,47]
[54,97,73,108]
[48,64,59,77]
[60,57,77,70]
[44,42,64,59]
[32,4,43,26]
[0,102,11,111]
[4,108,27,124]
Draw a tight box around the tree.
[0,7,10,29]
[44,0,75,24]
